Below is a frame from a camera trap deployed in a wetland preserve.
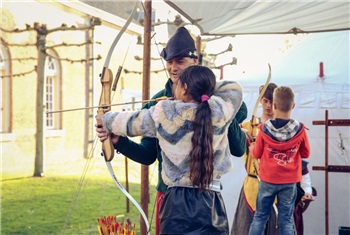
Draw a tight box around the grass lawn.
[1,156,159,235]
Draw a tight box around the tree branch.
[47,40,101,49]
[3,57,38,62]
[44,51,102,63]
[1,17,101,35]
[124,68,165,74]
[0,67,36,78]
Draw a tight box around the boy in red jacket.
[248,86,311,235]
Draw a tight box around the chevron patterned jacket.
[103,81,243,188]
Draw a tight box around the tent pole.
[141,0,152,234]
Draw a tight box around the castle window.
[45,52,61,130]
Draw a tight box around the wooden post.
[141,0,152,234]
[196,35,201,64]
[84,28,95,159]
[312,110,350,235]
[34,26,46,177]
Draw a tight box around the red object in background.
[319,62,324,78]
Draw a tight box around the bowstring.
[111,33,133,103]
[98,2,170,229]
[61,137,99,234]
[146,33,167,228]
[61,1,144,233]
[153,35,169,79]
[99,37,131,219]
[147,157,159,231]
[62,17,134,235]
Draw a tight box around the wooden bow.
[250,63,271,139]
[249,64,278,219]
[97,67,114,161]
[96,0,150,233]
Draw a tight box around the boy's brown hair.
[273,86,295,112]
[259,83,278,101]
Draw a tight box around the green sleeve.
[235,101,248,123]
[114,136,158,165]
[228,118,246,157]
[227,101,248,157]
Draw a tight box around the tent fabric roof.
[164,1,350,35]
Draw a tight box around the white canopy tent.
[164,0,350,35]
[220,30,350,235]
[163,2,350,234]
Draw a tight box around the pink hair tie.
[201,94,210,102]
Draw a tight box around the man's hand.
[301,193,314,202]
[242,128,255,143]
